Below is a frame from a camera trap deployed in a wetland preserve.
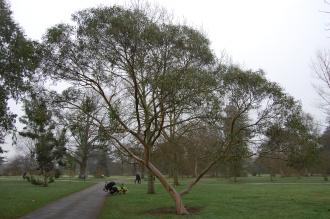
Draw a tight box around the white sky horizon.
[3,0,330,159]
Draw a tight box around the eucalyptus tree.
[41,4,301,214]
[19,94,66,186]
[42,5,214,214]
[0,0,40,146]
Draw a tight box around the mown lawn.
[0,177,95,219]
[99,176,330,219]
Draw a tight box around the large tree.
[0,0,40,145]
[42,5,214,214]
[41,5,298,214]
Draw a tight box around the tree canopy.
[0,0,40,144]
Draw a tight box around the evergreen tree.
[19,94,66,186]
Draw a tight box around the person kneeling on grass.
[104,181,118,194]
[104,181,128,195]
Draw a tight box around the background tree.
[13,136,38,174]
[61,93,105,179]
[257,111,319,179]
[19,94,66,186]
[285,113,319,176]
[320,124,330,180]
[0,147,6,166]
[314,51,330,111]
[223,105,251,182]
[179,66,298,195]
[2,154,28,175]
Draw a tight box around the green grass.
[0,177,95,219]
[99,176,330,219]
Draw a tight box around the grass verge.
[0,178,95,219]
[99,176,330,219]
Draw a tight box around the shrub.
[54,169,61,178]
[30,176,44,185]
[48,176,55,183]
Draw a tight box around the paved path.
[20,183,107,219]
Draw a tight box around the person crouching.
[104,181,119,195]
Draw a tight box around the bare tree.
[53,90,108,179]
[313,50,330,111]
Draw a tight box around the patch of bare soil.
[146,206,202,215]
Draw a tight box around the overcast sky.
[3,0,330,157]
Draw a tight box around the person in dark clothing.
[135,174,141,184]
[104,181,119,194]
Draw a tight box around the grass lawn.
[99,176,330,219]
[0,176,95,219]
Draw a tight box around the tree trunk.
[147,171,155,194]
[194,159,198,177]
[79,160,87,179]
[132,162,137,175]
[173,167,180,186]
[121,158,124,175]
[168,167,173,178]
[173,153,180,186]
[147,162,188,215]
[180,159,218,196]
[110,139,189,214]
[43,172,48,187]
[70,162,76,177]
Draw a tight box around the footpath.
[20,183,106,219]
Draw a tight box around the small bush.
[49,176,55,183]
[30,176,44,185]
[23,173,31,182]
[54,169,61,179]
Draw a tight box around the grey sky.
[3,0,330,157]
